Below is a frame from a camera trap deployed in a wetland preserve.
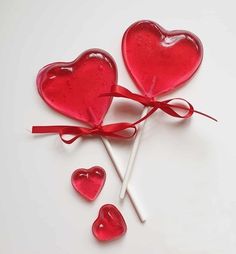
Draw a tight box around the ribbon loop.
[156,98,194,119]
[102,85,217,122]
[33,85,216,144]
[32,122,137,144]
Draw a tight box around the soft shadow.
[68,184,97,208]
[112,101,142,120]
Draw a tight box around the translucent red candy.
[37,49,117,126]
[92,204,127,241]
[71,166,106,201]
[122,20,203,97]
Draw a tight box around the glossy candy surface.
[37,49,117,126]
[71,166,106,201]
[92,204,127,241]
[122,20,203,97]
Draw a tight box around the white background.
[0,0,236,253]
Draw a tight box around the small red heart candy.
[71,166,106,201]
[37,49,117,126]
[92,204,127,241]
[122,20,203,97]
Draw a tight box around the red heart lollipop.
[71,166,106,201]
[122,20,203,97]
[37,49,117,126]
[92,204,127,241]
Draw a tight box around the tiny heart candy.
[71,166,106,201]
[92,204,127,241]
[37,49,117,126]
[122,20,203,97]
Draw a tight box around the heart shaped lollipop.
[71,166,106,201]
[33,48,145,222]
[92,204,127,241]
[119,20,205,200]
[122,20,203,97]
[37,49,117,126]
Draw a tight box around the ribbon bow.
[102,85,217,122]
[32,86,216,144]
[32,122,137,144]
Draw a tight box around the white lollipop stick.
[88,107,146,222]
[101,136,146,223]
[120,106,149,199]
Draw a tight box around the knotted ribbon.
[32,122,137,144]
[102,85,217,122]
[32,85,216,144]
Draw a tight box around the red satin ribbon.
[32,85,216,144]
[32,122,137,144]
[102,85,217,122]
